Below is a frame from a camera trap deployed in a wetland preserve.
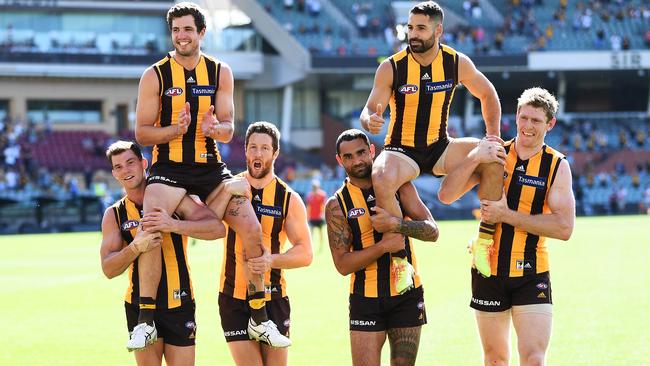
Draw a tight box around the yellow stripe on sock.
[249,298,266,310]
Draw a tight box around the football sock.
[249,291,268,324]
[138,297,156,326]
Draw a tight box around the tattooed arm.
[326,197,404,275]
[370,182,439,242]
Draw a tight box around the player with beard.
[326,129,439,366]
[360,1,504,293]
[219,122,313,366]
[132,2,289,351]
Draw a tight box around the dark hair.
[105,140,143,166]
[167,2,207,32]
[245,121,281,152]
[336,129,370,155]
[410,1,444,23]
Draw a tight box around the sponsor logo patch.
[516,174,546,189]
[421,72,431,80]
[425,79,454,93]
[284,319,291,327]
[173,289,189,299]
[191,85,216,96]
[121,220,139,231]
[164,87,183,97]
[347,207,366,219]
[537,292,547,299]
[516,260,534,270]
[224,329,247,337]
[148,175,178,184]
[471,297,501,306]
[255,204,283,218]
[350,319,376,326]
[398,84,418,94]
[536,282,548,290]
[185,321,196,330]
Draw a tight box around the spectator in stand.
[621,36,630,50]
[641,185,650,214]
[307,0,321,17]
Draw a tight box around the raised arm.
[370,182,439,242]
[135,67,189,146]
[325,196,404,276]
[360,60,393,134]
[481,159,575,240]
[140,195,226,240]
[100,208,161,279]
[458,52,501,137]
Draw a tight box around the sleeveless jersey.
[151,52,222,165]
[111,196,193,308]
[335,179,422,297]
[220,176,292,300]
[386,44,459,148]
[491,140,566,277]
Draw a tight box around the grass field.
[1,215,649,365]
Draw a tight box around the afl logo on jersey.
[348,207,366,219]
[398,84,418,94]
[164,87,184,97]
[121,220,139,231]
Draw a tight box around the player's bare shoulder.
[325,196,352,250]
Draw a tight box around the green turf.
[1,216,649,365]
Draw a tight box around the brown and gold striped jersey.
[112,196,193,308]
[219,176,292,300]
[151,52,222,165]
[335,179,422,297]
[491,140,566,277]
[386,44,459,148]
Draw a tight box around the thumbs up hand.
[368,103,385,135]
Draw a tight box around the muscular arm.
[135,67,183,146]
[370,183,439,242]
[270,192,313,269]
[360,60,393,133]
[458,53,501,137]
[326,197,396,275]
[212,63,235,143]
[173,195,226,240]
[397,183,439,242]
[99,208,139,279]
[482,160,575,240]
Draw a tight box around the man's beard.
[248,162,272,179]
[347,163,372,179]
[409,36,435,53]
[175,43,198,57]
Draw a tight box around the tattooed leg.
[387,326,421,366]
[218,195,268,324]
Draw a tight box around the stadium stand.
[0,0,648,233]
